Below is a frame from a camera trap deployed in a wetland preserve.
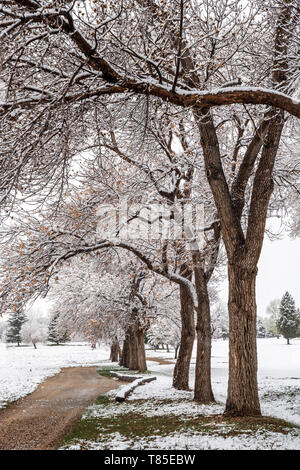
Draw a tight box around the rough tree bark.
[120,309,147,372]
[173,282,195,390]
[193,258,215,403]
[225,109,285,415]
[225,262,260,415]
[110,338,121,362]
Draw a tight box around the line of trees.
[0,0,299,417]
[4,307,70,348]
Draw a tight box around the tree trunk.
[120,335,130,367]
[173,283,195,390]
[33,342,37,349]
[110,339,120,362]
[193,262,215,403]
[225,263,261,416]
[174,345,179,359]
[287,338,290,345]
[120,309,147,372]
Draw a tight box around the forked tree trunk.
[173,284,195,390]
[193,263,215,403]
[225,263,261,416]
[120,309,147,372]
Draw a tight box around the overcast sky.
[256,235,300,315]
[220,227,300,317]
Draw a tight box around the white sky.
[220,231,300,317]
[256,235,300,315]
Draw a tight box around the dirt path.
[0,366,122,450]
[146,356,174,365]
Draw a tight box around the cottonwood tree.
[211,301,229,339]
[147,316,181,358]
[21,303,48,348]
[264,298,280,336]
[147,282,182,358]
[48,251,155,369]
[88,106,222,397]
[0,168,221,395]
[49,256,126,352]
[0,0,299,415]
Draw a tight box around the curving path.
[0,366,122,450]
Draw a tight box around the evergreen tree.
[6,310,27,346]
[220,326,229,341]
[257,318,267,338]
[47,313,70,345]
[276,292,300,345]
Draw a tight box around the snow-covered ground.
[1,338,300,449]
[0,342,111,408]
[145,338,300,425]
[68,337,300,450]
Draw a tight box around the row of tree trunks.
[172,259,215,404]
[119,308,147,372]
[110,265,215,405]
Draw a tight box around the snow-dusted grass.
[66,429,300,451]
[1,338,300,449]
[60,338,300,450]
[0,342,111,408]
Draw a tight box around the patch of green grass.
[62,417,101,444]
[96,364,128,378]
[203,415,300,437]
[97,365,151,378]
[93,395,111,406]
[59,396,300,449]
[97,369,116,378]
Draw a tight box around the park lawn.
[59,392,300,450]
[1,338,300,449]
[59,338,300,450]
